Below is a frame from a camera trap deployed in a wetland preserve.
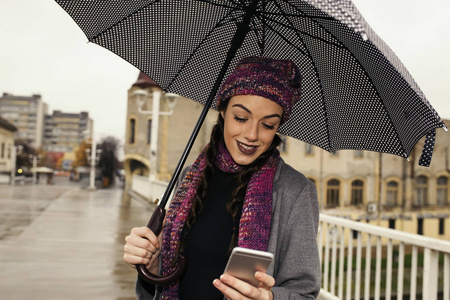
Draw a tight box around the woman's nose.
[244,122,258,141]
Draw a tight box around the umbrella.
[55,0,446,285]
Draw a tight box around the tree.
[72,140,91,170]
[97,136,120,187]
[14,142,35,174]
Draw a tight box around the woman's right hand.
[123,226,161,274]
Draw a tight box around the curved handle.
[136,206,187,285]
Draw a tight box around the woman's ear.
[220,110,225,119]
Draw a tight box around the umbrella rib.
[270,0,333,151]
[88,0,165,41]
[166,10,241,90]
[262,14,346,49]
[271,1,409,156]
[194,0,242,11]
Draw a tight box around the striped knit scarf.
[161,142,280,299]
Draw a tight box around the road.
[0,176,153,300]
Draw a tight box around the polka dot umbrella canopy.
[55,0,446,285]
[55,0,445,166]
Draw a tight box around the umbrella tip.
[443,124,448,132]
[360,32,368,41]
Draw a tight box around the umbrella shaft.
[158,0,259,208]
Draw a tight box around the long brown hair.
[177,99,282,257]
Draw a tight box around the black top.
[179,167,240,300]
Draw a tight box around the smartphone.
[223,247,274,287]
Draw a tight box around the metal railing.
[318,214,450,300]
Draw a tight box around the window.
[129,118,136,144]
[389,219,396,230]
[279,135,287,153]
[327,179,340,208]
[351,180,364,205]
[439,218,445,235]
[305,143,314,155]
[417,218,424,235]
[1,143,4,159]
[354,150,363,158]
[386,181,398,207]
[147,119,152,144]
[414,176,428,207]
[437,176,448,206]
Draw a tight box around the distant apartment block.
[44,110,93,153]
[0,93,48,148]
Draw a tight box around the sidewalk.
[0,184,154,300]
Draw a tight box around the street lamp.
[29,154,41,184]
[82,128,97,190]
[132,89,178,182]
[9,145,17,186]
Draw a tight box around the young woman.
[123,57,321,299]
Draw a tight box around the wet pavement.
[0,176,154,300]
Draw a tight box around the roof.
[0,116,17,132]
[132,72,161,89]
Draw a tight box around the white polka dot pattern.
[56,0,445,165]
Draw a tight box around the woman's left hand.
[213,271,275,300]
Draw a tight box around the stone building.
[123,72,216,199]
[0,93,48,148]
[0,117,17,183]
[282,125,450,240]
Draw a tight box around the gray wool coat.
[136,158,321,299]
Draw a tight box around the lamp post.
[89,130,96,190]
[10,145,17,186]
[82,128,97,190]
[133,90,177,182]
[28,154,41,184]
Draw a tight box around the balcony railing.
[318,214,450,300]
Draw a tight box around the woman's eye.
[262,123,275,130]
[234,116,247,123]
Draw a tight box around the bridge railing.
[318,214,450,300]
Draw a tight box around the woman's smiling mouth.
[236,141,258,155]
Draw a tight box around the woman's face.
[221,95,283,166]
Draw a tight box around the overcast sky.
[1,0,449,146]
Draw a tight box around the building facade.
[0,93,48,148]
[123,72,215,196]
[282,124,450,240]
[43,110,93,153]
[0,117,17,182]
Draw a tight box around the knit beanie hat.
[217,56,302,125]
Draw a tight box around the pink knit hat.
[217,57,302,124]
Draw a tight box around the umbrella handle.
[136,207,187,285]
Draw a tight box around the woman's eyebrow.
[232,104,281,120]
[232,104,251,113]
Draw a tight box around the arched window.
[305,143,314,155]
[351,180,364,205]
[279,135,288,153]
[415,175,428,207]
[386,181,398,207]
[327,179,340,208]
[354,150,364,158]
[129,118,136,144]
[437,176,448,206]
